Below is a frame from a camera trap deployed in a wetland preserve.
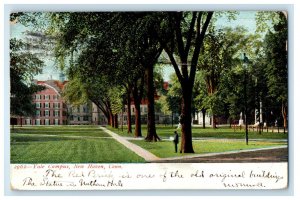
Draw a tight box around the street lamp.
[242,53,249,145]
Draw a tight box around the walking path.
[99,127,161,162]
[99,126,288,163]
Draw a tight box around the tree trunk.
[180,85,194,153]
[109,111,114,127]
[114,114,118,129]
[131,75,144,137]
[282,101,287,133]
[212,114,217,128]
[134,103,142,137]
[202,109,206,129]
[121,108,124,132]
[145,65,160,141]
[132,84,142,137]
[127,92,132,133]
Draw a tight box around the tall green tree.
[197,27,253,128]
[156,12,213,153]
[118,13,163,139]
[263,12,288,130]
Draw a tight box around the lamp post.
[243,53,249,145]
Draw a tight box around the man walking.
[173,131,179,153]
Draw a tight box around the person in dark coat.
[173,131,179,153]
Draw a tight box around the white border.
[1,1,298,199]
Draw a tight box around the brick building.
[17,80,68,125]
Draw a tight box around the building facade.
[18,80,68,125]
[14,80,175,126]
[68,104,92,125]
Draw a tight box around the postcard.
[8,9,288,190]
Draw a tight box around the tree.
[197,27,252,128]
[10,38,45,118]
[166,73,182,118]
[115,12,163,141]
[156,12,213,153]
[263,12,288,131]
[193,71,208,128]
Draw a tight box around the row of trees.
[39,12,215,153]
[10,11,288,153]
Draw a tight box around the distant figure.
[173,131,179,153]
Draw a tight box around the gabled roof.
[34,79,69,95]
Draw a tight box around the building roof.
[34,79,68,94]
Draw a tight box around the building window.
[144,107,148,113]
[35,95,41,100]
[54,110,60,117]
[54,103,60,109]
[45,110,50,117]
[53,95,59,100]
[132,107,135,113]
[83,116,89,121]
[45,102,49,108]
[54,119,59,125]
[45,95,50,100]
[35,119,40,125]
[45,119,49,125]
[36,102,41,108]
[78,116,81,121]
[25,119,31,125]
[36,110,40,116]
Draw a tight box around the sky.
[10,11,259,82]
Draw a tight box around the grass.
[10,125,288,163]
[11,126,111,137]
[131,139,287,158]
[10,126,145,163]
[108,125,288,140]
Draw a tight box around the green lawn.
[10,125,287,163]
[108,125,288,140]
[131,139,287,158]
[11,126,110,137]
[10,126,145,163]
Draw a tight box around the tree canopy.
[10,37,45,117]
